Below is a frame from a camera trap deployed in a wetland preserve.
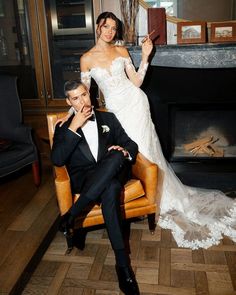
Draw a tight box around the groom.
[51,79,139,295]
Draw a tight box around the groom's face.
[66,84,91,112]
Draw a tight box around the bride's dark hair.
[96,11,124,41]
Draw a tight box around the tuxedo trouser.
[70,150,130,250]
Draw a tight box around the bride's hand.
[141,35,153,58]
[56,113,71,127]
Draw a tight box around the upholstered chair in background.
[0,75,40,186]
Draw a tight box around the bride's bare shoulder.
[80,48,95,61]
[80,48,97,68]
[115,45,130,58]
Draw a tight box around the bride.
[63,11,236,249]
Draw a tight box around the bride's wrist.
[141,56,149,64]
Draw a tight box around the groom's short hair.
[64,79,87,98]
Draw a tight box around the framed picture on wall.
[210,22,236,43]
[177,21,206,44]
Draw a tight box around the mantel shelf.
[129,43,236,68]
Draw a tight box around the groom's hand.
[108,145,129,157]
[69,104,92,132]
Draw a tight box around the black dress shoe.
[116,265,140,295]
[59,212,75,254]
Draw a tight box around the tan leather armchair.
[47,112,159,232]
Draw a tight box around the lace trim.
[124,57,149,85]
[81,71,91,89]
[138,62,149,81]
[158,201,236,249]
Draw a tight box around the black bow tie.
[88,114,95,121]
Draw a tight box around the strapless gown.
[87,56,236,249]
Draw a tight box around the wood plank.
[203,249,227,265]
[0,196,58,294]
[171,262,228,272]
[7,179,54,231]
[100,265,117,282]
[47,263,70,295]
[0,172,38,233]
[136,267,159,285]
[158,248,171,286]
[62,278,120,292]
[208,244,236,252]
[192,249,209,295]
[139,283,196,295]
[138,240,159,262]
[43,254,94,265]
[171,269,195,288]
[66,263,91,280]
[58,286,83,295]
[171,248,192,263]
[225,250,236,290]
[88,245,109,280]
[129,227,142,261]
[158,229,171,286]
[0,230,22,267]
[206,272,235,295]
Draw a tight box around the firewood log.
[184,136,213,151]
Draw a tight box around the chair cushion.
[74,178,145,209]
[122,179,145,203]
[0,139,12,151]
[0,142,35,176]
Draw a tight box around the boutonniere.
[101,125,110,133]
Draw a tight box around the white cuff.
[68,128,81,137]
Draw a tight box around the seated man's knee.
[107,150,125,166]
[109,179,122,194]
[102,179,122,205]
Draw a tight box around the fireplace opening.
[170,104,236,161]
[143,64,236,189]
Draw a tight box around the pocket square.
[101,125,110,133]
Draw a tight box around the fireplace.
[130,44,236,189]
[170,105,236,161]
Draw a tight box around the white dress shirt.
[81,118,98,161]
[69,113,98,161]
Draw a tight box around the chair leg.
[32,161,40,186]
[147,213,156,234]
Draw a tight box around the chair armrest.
[54,166,73,215]
[132,153,158,205]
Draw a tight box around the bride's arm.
[124,58,149,87]
[80,54,92,89]
[122,38,153,87]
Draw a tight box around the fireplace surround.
[129,44,236,189]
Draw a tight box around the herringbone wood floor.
[1,157,236,295]
[23,218,236,295]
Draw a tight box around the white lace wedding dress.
[80,56,236,249]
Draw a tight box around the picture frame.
[210,22,236,43]
[177,21,206,44]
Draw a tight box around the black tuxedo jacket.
[51,110,138,194]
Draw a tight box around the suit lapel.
[95,111,107,161]
[77,128,95,163]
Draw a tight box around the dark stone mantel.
[129,43,236,69]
